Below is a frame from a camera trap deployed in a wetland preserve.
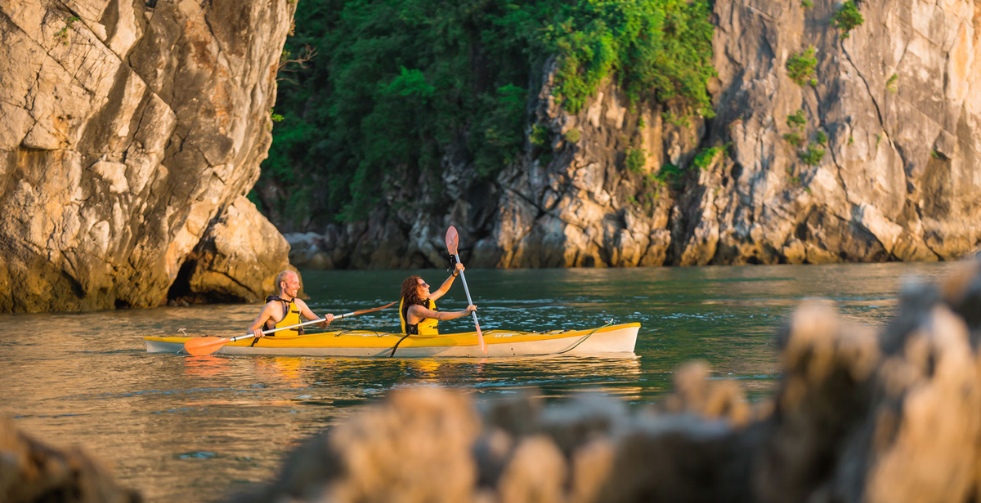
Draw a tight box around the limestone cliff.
[0,0,293,312]
[291,0,981,269]
[3,0,978,312]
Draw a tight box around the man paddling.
[249,270,334,339]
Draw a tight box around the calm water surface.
[0,262,955,501]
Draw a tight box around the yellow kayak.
[144,322,640,358]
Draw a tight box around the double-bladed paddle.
[183,301,397,356]
[445,226,486,354]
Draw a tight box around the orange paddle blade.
[445,226,459,255]
[475,324,486,354]
[184,336,232,356]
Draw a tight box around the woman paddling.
[399,262,476,335]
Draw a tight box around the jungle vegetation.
[258,0,716,230]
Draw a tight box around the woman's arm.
[429,263,465,301]
[407,303,476,324]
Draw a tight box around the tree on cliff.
[256,0,715,233]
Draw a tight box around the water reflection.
[183,355,230,378]
[0,261,959,502]
[253,357,307,385]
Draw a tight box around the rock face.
[473,0,981,267]
[683,0,981,265]
[293,0,980,269]
[0,0,293,311]
[225,256,981,503]
[3,0,977,309]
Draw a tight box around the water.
[0,262,956,502]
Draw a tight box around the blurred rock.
[0,416,140,503]
[8,257,981,502]
[228,256,981,503]
[285,232,335,270]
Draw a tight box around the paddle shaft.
[444,226,486,353]
[452,252,486,352]
[217,317,330,345]
[184,301,396,355]
[239,300,396,340]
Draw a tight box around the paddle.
[445,226,486,353]
[183,301,397,356]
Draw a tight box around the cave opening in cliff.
[166,259,252,305]
[167,260,196,304]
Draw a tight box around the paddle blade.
[445,226,459,255]
[475,324,487,354]
[184,336,231,356]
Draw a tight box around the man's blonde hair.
[275,270,297,293]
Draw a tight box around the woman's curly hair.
[400,275,425,307]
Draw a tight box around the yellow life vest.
[266,297,302,336]
[399,298,439,336]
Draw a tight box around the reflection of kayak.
[144,322,640,358]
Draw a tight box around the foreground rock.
[0,416,139,503]
[231,258,981,503]
[0,0,293,311]
[3,260,979,501]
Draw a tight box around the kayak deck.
[144,322,640,357]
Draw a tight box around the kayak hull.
[144,322,640,357]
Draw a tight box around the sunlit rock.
[0,0,295,312]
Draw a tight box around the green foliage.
[549,0,717,118]
[473,84,528,176]
[652,162,685,189]
[799,145,825,165]
[662,110,690,128]
[815,130,827,145]
[787,109,806,130]
[886,73,899,94]
[833,1,864,38]
[262,0,717,227]
[801,0,813,7]
[625,148,647,173]
[783,132,804,147]
[787,46,818,86]
[55,15,80,44]
[692,145,721,170]
[563,128,581,143]
[530,124,551,147]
